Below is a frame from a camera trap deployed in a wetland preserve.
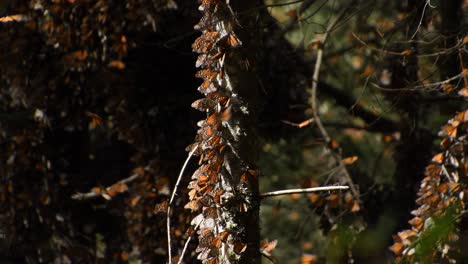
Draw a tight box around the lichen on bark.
[185,0,261,263]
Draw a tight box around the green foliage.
[401,204,460,264]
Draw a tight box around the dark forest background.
[0,0,466,263]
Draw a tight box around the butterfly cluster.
[184,0,258,263]
[391,110,468,262]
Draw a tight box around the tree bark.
[438,0,463,83]
[186,1,261,263]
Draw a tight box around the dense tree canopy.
[0,0,466,263]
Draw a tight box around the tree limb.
[309,2,360,198]
[167,147,197,264]
[260,186,349,199]
[71,172,141,200]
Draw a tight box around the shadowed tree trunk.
[184,1,262,263]
[438,0,463,84]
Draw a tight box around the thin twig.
[352,32,464,58]
[177,220,202,264]
[167,147,197,264]
[281,118,314,128]
[275,0,320,38]
[309,2,360,198]
[71,172,141,200]
[409,0,434,40]
[260,186,349,199]
[261,251,278,264]
[371,71,466,92]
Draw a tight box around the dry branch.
[260,186,349,199]
[309,2,360,198]
[71,173,141,200]
[167,148,196,264]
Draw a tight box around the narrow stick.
[177,220,202,264]
[260,186,349,199]
[167,147,197,264]
[309,2,360,198]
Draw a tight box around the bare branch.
[352,32,465,58]
[177,220,202,264]
[309,2,360,198]
[167,147,197,264]
[319,82,400,132]
[260,186,349,199]
[371,71,466,92]
[71,173,141,200]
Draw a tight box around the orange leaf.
[446,124,458,138]
[0,14,29,23]
[203,207,218,218]
[458,87,468,97]
[290,193,302,200]
[308,40,322,50]
[107,182,127,197]
[184,200,200,211]
[397,229,417,241]
[298,118,314,128]
[92,187,102,194]
[154,200,169,214]
[281,118,314,128]
[133,166,145,176]
[328,140,339,150]
[327,194,340,208]
[285,10,298,18]
[130,195,141,207]
[432,152,444,164]
[342,156,358,165]
[121,251,129,261]
[440,137,451,149]
[360,65,374,77]
[86,111,102,130]
[443,83,454,94]
[408,217,423,230]
[233,242,247,254]
[351,200,360,212]
[207,258,219,264]
[218,231,229,242]
[400,50,412,56]
[455,110,467,122]
[307,193,321,203]
[109,60,126,70]
[72,50,88,61]
[301,254,318,264]
[389,243,404,255]
[438,183,449,193]
[302,242,314,250]
[260,239,278,256]
[448,182,460,192]
[211,237,223,248]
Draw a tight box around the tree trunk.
[186,1,261,263]
[438,0,463,83]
